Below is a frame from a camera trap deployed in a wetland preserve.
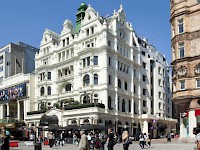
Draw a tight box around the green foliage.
[64,103,105,110]
[27,110,46,115]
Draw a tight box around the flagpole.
[15,55,16,75]
[22,56,24,73]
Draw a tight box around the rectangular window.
[143,75,146,82]
[143,100,147,107]
[158,67,161,74]
[0,56,3,64]
[159,92,162,99]
[134,85,136,94]
[91,27,94,34]
[108,40,111,47]
[179,43,185,58]
[0,66,3,72]
[178,18,184,33]
[143,62,146,69]
[141,51,145,56]
[66,37,69,45]
[163,93,166,100]
[94,56,98,65]
[83,59,86,67]
[108,57,111,66]
[62,39,65,47]
[86,28,89,36]
[197,79,200,88]
[48,72,51,80]
[87,57,90,66]
[0,76,3,83]
[143,89,146,95]
[180,80,185,90]
[158,79,161,86]
[159,102,162,110]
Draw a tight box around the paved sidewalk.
[10,141,195,150]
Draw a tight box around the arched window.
[83,119,90,125]
[47,86,51,95]
[66,83,72,91]
[108,96,112,110]
[124,81,128,90]
[118,79,121,88]
[83,74,90,86]
[72,120,77,125]
[83,95,90,103]
[94,74,98,85]
[122,99,125,112]
[40,87,45,96]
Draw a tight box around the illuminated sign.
[0,83,26,101]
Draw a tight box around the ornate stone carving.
[177,65,187,77]
[171,29,200,46]
[194,63,200,75]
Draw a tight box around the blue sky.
[0,0,171,62]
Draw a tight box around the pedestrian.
[93,134,102,150]
[147,133,152,148]
[59,131,64,146]
[143,133,148,147]
[139,133,145,149]
[79,130,90,150]
[106,128,115,150]
[73,132,78,146]
[193,127,200,150]
[122,130,129,150]
[48,132,54,148]
[0,127,10,150]
[100,132,107,150]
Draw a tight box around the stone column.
[142,120,148,134]
[17,101,20,120]
[115,93,118,111]
[6,103,9,117]
[189,110,196,137]
[0,104,3,119]
[23,100,27,120]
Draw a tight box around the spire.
[75,2,88,33]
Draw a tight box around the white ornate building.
[25,3,177,138]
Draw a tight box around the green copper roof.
[75,2,88,33]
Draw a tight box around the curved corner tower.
[170,0,200,138]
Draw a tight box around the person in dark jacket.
[107,128,115,150]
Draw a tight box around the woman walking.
[122,130,129,150]
[139,133,145,149]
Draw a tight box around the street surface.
[10,139,195,150]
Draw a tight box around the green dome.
[78,2,87,11]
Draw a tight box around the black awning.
[79,125,107,131]
[40,114,58,126]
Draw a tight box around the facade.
[25,3,176,138]
[0,42,39,83]
[170,0,200,138]
[0,73,35,138]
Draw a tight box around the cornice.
[171,54,200,65]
